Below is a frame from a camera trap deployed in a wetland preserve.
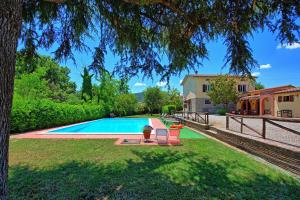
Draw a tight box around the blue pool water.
[49,118,150,134]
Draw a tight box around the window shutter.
[278,96,282,102]
[290,95,294,102]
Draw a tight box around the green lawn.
[9,139,300,199]
[165,124,206,139]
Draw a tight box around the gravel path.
[209,115,300,147]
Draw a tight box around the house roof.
[273,87,300,94]
[180,74,254,85]
[245,85,295,95]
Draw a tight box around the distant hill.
[134,92,144,102]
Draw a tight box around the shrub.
[162,105,176,115]
[135,102,146,114]
[113,94,137,116]
[217,108,228,116]
[11,99,107,133]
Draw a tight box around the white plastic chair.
[155,128,168,144]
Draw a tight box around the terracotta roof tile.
[274,87,300,94]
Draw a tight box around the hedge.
[162,105,176,115]
[11,99,107,133]
[217,108,227,116]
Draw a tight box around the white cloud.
[134,82,146,87]
[180,79,183,84]
[276,42,300,50]
[260,64,271,69]
[251,72,260,77]
[156,81,167,87]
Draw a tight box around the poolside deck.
[11,118,166,141]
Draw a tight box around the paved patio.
[11,118,166,140]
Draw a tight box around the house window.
[283,95,294,102]
[205,99,211,104]
[278,96,282,102]
[238,85,247,92]
[202,84,211,92]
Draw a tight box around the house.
[237,85,300,118]
[181,74,254,113]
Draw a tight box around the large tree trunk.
[0,1,22,199]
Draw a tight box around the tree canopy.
[20,0,300,80]
[81,67,94,101]
[15,53,76,102]
[255,82,265,90]
[144,87,163,114]
[207,75,238,109]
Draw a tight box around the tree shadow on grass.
[9,150,300,200]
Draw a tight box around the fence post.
[226,115,229,130]
[206,113,209,125]
[262,118,266,139]
[240,117,243,133]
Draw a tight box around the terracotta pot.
[143,130,151,139]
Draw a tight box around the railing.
[173,111,209,125]
[226,113,300,146]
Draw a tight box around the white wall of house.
[182,75,254,113]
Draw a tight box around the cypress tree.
[81,67,93,101]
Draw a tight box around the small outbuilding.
[236,85,300,118]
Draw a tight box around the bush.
[217,108,228,116]
[134,102,146,114]
[162,105,176,115]
[11,99,107,133]
[113,94,137,116]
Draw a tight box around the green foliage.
[144,87,163,114]
[217,108,228,116]
[81,67,93,102]
[162,89,183,111]
[93,73,120,112]
[15,53,77,102]
[11,99,106,133]
[162,105,176,115]
[255,82,265,90]
[207,75,238,109]
[134,102,146,114]
[12,54,139,133]
[20,1,300,78]
[113,94,137,116]
[14,73,50,99]
[119,76,130,94]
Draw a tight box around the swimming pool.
[48,118,151,134]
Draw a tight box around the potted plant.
[143,125,153,142]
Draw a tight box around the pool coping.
[46,118,153,135]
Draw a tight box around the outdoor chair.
[168,128,181,145]
[155,128,168,144]
[160,114,167,123]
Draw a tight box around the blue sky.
[36,29,300,93]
